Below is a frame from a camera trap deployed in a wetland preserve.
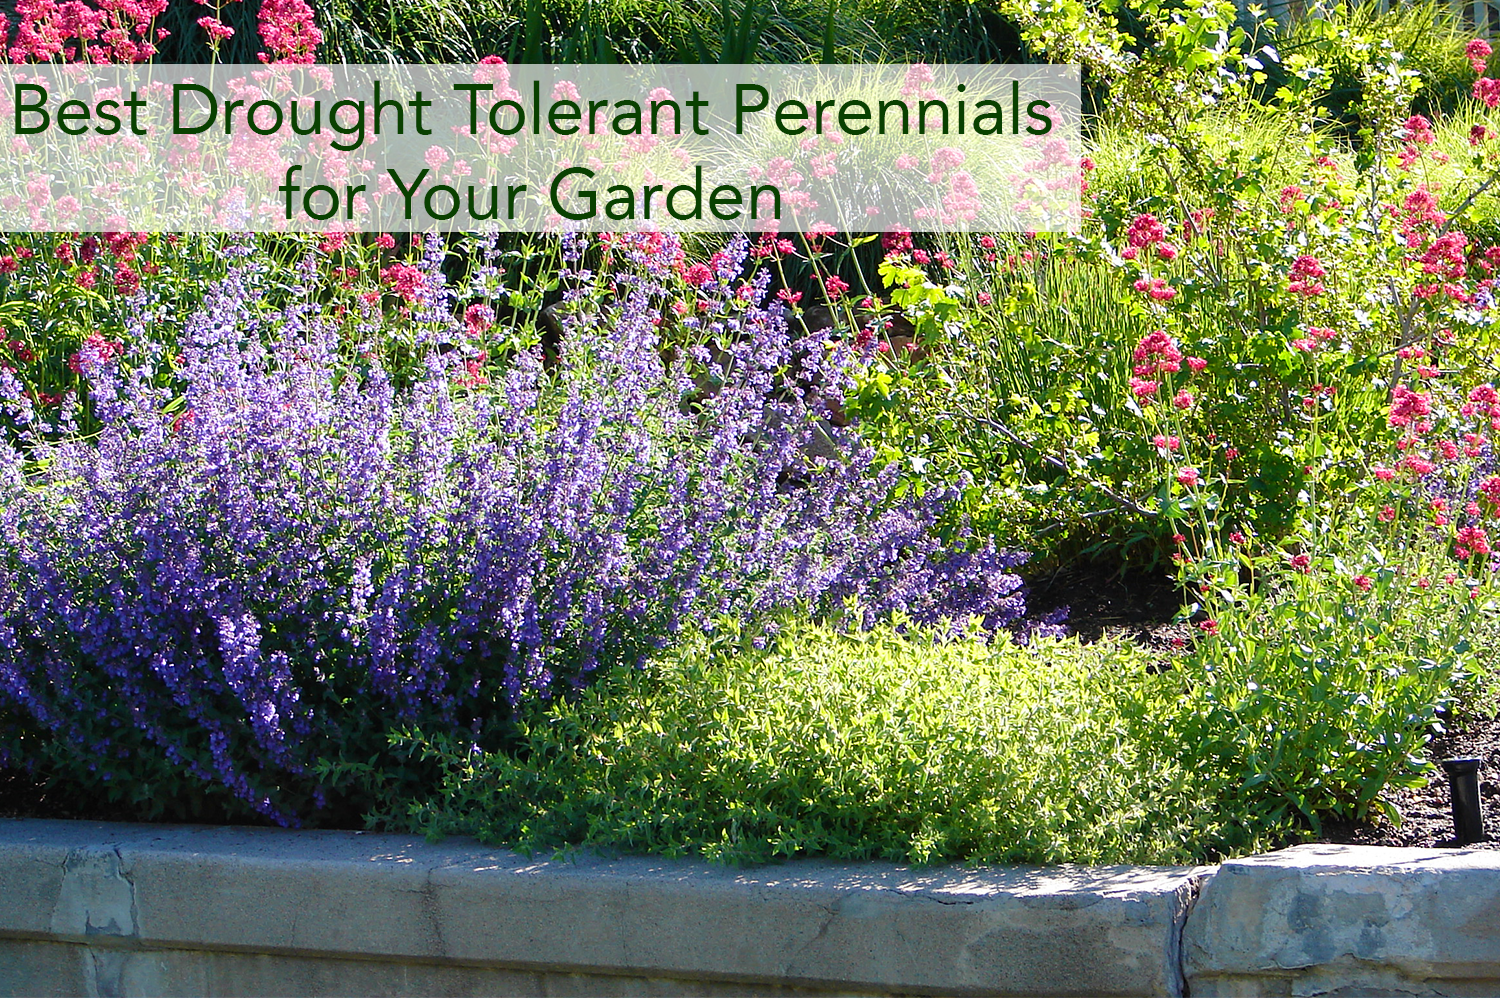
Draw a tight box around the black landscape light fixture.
[1441,757,1485,846]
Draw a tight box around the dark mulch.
[1026,557,1194,650]
[1321,713,1500,850]
[0,766,159,824]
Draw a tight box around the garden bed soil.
[1323,712,1500,850]
[1025,558,1191,649]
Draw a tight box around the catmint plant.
[0,233,1035,826]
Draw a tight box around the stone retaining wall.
[2,819,1498,997]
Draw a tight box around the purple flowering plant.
[0,231,1036,827]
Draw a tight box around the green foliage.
[393,588,1485,865]
[393,619,1232,865]
[685,0,769,64]
[1271,0,1473,125]
[1175,552,1483,833]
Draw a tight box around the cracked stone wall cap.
[0,819,1204,997]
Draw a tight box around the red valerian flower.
[463,304,494,337]
[1389,385,1432,429]
[1133,330,1183,375]
[379,263,426,304]
[1132,277,1176,300]
[1288,254,1327,295]
[1126,213,1167,249]
[1469,38,1493,73]
[1456,526,1492,560]
[67,332,123,374]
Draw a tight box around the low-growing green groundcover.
[5,591,1473,864]
[387,619,1295,866]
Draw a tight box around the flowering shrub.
[823,1,1500,567]
[0,233,1035,826]
[1154,364,1500,831]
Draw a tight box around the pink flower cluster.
[1475,77,1500,109]
[1462,384,1500,430]
[1455,525,1492,561]
[881,229,914,255]
[463,303,493,337]
[1126,213,1165,247]
[681,262,712,287]
[1397,115,1445,169]
[1133,329,1182,375]
[1389,385,1433,432]
[1290,325,1337,352]
[380,263,426,304]
[1418,232,1469,282]
[1469,38,1492,74]
[1403,114,1435,145]
[1287,254,1327,296]
[197,15,233,42]
[1480,473,1500,506]
[67,332,123,374]
[1122,213,1176,262]
[257,0,321,63]
[900,62,936,101]
[1397,187,1446,243]
[1129,330,1207,403]
[5,0,167,63]
[1133,276,1176,300]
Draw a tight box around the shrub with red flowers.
[818,0,1500,841]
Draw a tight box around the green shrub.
[1174,531,1496,833]
[394,619,1244,866]
[393,554,1492,866]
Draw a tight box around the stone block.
[1183,843,1500,996]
